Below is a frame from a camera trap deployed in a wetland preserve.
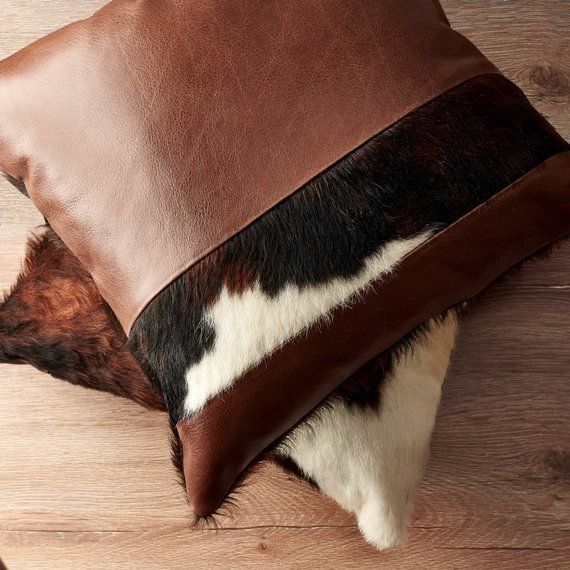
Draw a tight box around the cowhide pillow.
[0,227,457,549]
[0,0,569,526]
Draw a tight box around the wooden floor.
[0,1,568,568]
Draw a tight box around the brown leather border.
[178,151,570,516]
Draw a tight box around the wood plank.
[1,527,568,570]
[0,368,351,533]
[494,240,570,288]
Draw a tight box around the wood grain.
[0,1,568,568]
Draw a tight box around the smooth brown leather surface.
[0,0,497,332]
[178,151,570,516]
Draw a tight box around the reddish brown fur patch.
[0,228,164,410]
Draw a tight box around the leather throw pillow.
[0,0,568,521]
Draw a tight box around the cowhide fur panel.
[277,313,457,548]
[129,74,566,425]
[0,228,457,549]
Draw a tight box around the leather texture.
[0,0,497,332]
[177,151,570,517]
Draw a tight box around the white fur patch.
[183,232,430,415]
[278,313,458,550]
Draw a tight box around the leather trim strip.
[177,151,570,516]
